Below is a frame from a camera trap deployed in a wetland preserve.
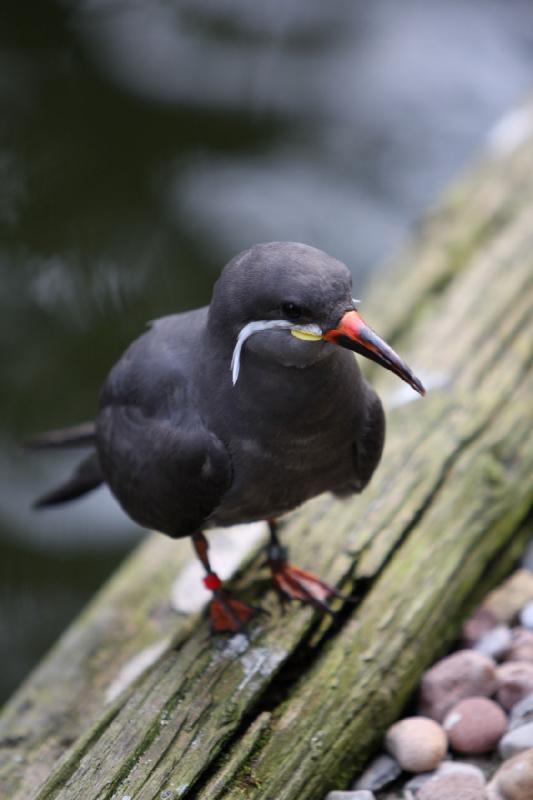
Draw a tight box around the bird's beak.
[323,310,426,396]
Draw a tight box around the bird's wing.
[97,404,232,537]
[354,387,385,492]
[335,386,385,496]
[96,311,232,538]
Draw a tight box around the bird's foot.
[209,589,261,634]
[203,574,260,633]
[209,590,259,634]
[269,560,346,615]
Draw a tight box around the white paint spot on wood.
[221,633,250,657]
[236,645,287,693]
[487,106,533,156]
[170,522,268,614]
[105,637,171,703]
[386,370,449,410]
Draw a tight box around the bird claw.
[269,562,349,615]
[209,590,262,634]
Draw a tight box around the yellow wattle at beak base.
[290,329,323,342]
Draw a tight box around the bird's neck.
[202,346,361,434]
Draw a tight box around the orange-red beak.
[324,310,425,396]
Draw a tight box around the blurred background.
[2,0,533,705]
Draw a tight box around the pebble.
[463,607,499,646]
[353,753,402,792]
[505,628,533,663]
[385,717,447,773]
[418,772,486,800]
[474,625,513,661]
[403,761,485,800]
[496,662,533,710]
[404,771,434,793]
[484,570,533,624]
[419,650,498,721]
[488,748,533,800]
[404,760,487,795]
[499,721,533,759]
[509,693,533,730]
[519,601,533,630]
[325,793,375,800]
[438,761,486,781]
[443,696,507,754]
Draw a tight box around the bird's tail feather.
[33,452,104,508]
[26,421,96,449]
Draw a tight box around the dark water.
[2,0,533,704]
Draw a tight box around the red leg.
[192,531,258,634]
[267,521,347,614]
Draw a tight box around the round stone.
[354,753,402,792]
[463,607,499,646]
[497,662,533,710]
[419,649,498,721]
[519,601,533,630]
[385,717,448,773]
[438,761,486,782]
[484,570,533,624]
[404,771,435,793]
[418,772,486,800]
[499,722,533,759]
[404,761,487,795]
[489,748,533,800]
[509,692,533,730]
[474,625,513,661]
[506,629,533,663]
[443,696,507,754]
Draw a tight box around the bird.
[31,242,425,633]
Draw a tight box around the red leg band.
[203,572,222,591]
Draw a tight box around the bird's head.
[209,242,425,395]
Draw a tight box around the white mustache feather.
[231,320,322,385]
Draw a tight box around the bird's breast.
[199,349,366,525]
[211,407,358,525]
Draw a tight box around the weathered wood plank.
[218,379,532,800]
[191,515,533,800]
[1,110,533,800]
[0,535,191,798]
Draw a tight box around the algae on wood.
[1,111,533,800]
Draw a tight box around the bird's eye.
[281,302,303,320]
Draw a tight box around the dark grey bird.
[32,242,424,632]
